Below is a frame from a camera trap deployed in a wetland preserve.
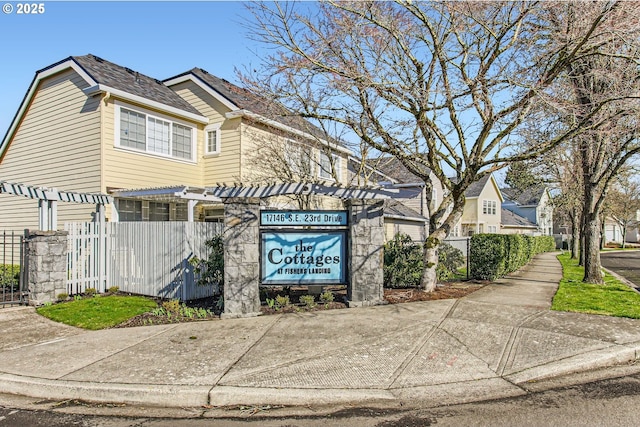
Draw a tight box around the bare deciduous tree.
[241,0,640,291]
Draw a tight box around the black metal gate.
[1,230,28,306]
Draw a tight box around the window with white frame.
[482,200,497,215]
[117,105,195,161]
[318,151,341,181]
[488,225,497,233]
[205,124,221,155]
[285,140,312,176]
[119,109,146,151]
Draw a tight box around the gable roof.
[164,68,351,155]
[73,55,202,116]
[464,174,491,198]
[449,173,504,201]
[501,186,547,206]
[370,156,432,184]
[501,208,538,228]
[383,199,427,222]
[1,54,208,159]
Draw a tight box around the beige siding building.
[456,174,504,236]
[0,54,352,231]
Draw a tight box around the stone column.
[27,230,68,306]
[221,197,261,318]
[345,199,386,307]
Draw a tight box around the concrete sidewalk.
[1,252,639,410]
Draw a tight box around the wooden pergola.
[0,181,112,231]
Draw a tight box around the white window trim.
[318,151,342,182]
[204,123,222,156]
[482,200,497,215]
[114,102,197,163]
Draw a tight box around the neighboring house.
[501,208,539,235]
[368,157,505,238]
[626,219,640,243]
[501,186,554,236]
[360,156,440,242]
[382,200,428,242]
[0,54,350,231]
[454,174,504,236]
[603,216,626,245]
[347,156,428,242]
[367,156,443,220]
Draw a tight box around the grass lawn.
[552,252,640,319]
[37,295,158,330]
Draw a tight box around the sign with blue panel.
[261,231,347,285]
[261,210,348,227]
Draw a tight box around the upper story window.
[286,141,314,177]
[116,104,195,162]
[482,200,497,215]
[205,123,221,155]
[319,151,342,181]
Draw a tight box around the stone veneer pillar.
[221,197,261,318]
[27,230,68,306]
[345,199,386,307]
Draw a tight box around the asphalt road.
[601,250,640,288]
[2,367,640,427]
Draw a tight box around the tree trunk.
[422,239,440,293]
[570,209,580,259]
[421,205,463,292]
[582,207,604,284]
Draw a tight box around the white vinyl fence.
[65,222,223,300]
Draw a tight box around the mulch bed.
[112,281,485,328]
[384,282,485,304]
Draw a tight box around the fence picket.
[65,222,223,300]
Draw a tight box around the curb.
[0,373,211,407]
[505,344,640,385]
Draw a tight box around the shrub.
[470,234,556,281]
[107,286,119,294]
[384,234,467,288]
[469,234,507,281]
[319,291,334,304]
[383,234,423,288]
[275,294,291,310]
[56,292,69,301]
[1,264,20,289]
[162,299,181,314]
[84,287,97,297]
[191,235,224,309]
[436,242,465,280]
[299,294,316,309]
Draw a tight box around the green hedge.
[469,234,555,281]
[1,264,20,288]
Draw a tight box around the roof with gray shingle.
[463,174,492,198]
[501,208,538,228]
[370,156,431,184]
[68,55,202,116]
[167,67,339,144]
[501,186,546,206]
[383,199,427,221]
